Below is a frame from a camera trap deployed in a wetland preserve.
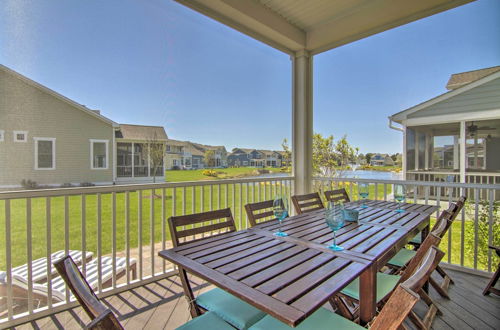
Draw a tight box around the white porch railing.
[1,175,498,327]
[0,176,294,327]
[313,177,500,275]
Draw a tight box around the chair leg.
[436,265,454,285]
[331,296,355,321]
[429,277,450,299]
[483,263,500,296]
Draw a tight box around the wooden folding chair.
[247,247,444,330]
[334,226,445,328]
[324,188,350,204]
[483,245,500,296]
[168,209,266,328]
[291,192,324,214]
[54,256,123,330]
[245,199,287,227]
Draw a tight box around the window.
[117,142,132,177]
[14,131,28,142]
[34,138,55,170]
[0,130,4,142]
[90,139,109,169]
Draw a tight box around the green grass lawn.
[1,178,496,273]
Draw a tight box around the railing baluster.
[201,184,204,212]
[46,197,52,307]
[487,189,494,272]
[81,195,87,276]
[239,183,242,230]
[210,184,213,211]
[97,193,102,292]
[383,184,387,201]
[110,193,116,288]
[225,184,228,208]
[26,198,33,313]
[192,186,196,214]
[374,183,378,200]
[64,196,70,301]
[162,188,166,273]
[138,190,143,280]
[218,184,221,210]
[125,191,130,284]
[473,188,479,270]
[5,199,13,320]
[150,189,155,277]
[245,182,249,229]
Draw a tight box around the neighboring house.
[389,66,500,186]
[0,65,167,188]
[115,124,168,183]
[227,148,283,167]
[370,154,394,166]
[165,140,227,169]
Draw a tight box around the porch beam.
[292,50,313,195]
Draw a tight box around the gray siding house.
[389,66,500,186]
[0,65,166,188]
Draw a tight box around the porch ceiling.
[175,0,474,55]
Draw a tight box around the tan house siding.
[0,69,114,186]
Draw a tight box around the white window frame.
[0,130,4,142]
[14,130,28,142]
[90,139,109,170]
[34,137,56,170]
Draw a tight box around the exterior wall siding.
[0,70,114,187]
[408,78,500,118]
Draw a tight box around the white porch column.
[453,136,459,170]
[424,133,430,170]
[292,50,313,195]
[460,121,466,183]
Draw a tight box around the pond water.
[255,170,403,181]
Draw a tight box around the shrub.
[21,179,38,189]
[202,169,217,177]
[172,165,180,170]
[80,182,95,187]
[60,183,73,188]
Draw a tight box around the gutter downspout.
[388,118,406,180]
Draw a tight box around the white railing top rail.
[406,170,500,177]
[0,176,294,200]
[313,176,500,190]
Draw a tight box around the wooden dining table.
[159,199,438,327]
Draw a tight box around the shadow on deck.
[13,269,500,330]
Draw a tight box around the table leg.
[178,266,202,318]
[359,263,377,326]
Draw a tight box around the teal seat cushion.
[176,311,235,330]
[341,272,400,302]
[410,234,422,244]
[196,288,265,329]
[388,248,416,267]
[248,307,363,330]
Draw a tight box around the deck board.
[12,269,500,330]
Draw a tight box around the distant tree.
[146,132,165,184]
[391,153,398,161]
[204,150,216,168]
[365,153,374,164]
[395,154,403,166]
[281,138,291,167]
[312,133,358,176]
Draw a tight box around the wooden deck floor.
[12,269,500,330]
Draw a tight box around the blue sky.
[1,0,499,154]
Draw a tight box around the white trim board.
[403,109,500,126]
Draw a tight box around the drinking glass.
[358,183,369,208]
[394,184,406,213]
[273,196,289,237]
[325,202,345,251]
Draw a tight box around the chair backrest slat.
[324,188,350,204]
[371,246,444,330]
[168,208,236,247]
[245,200,281,227]
[291,192,324,214]
[54,256,123,329]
